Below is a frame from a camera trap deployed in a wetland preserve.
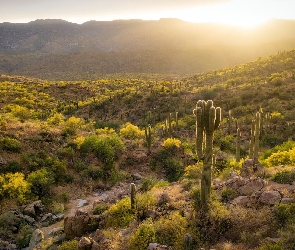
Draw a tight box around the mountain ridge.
[0,18,295,79]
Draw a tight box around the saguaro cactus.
[130,183,136,211]
[184,233,193,250]
[249,112,261,163]
[236,128,241,162]
[145,125,152,154]
[193,100,221,207]
[253,112,261,163]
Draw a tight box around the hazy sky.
[1,0,295,27]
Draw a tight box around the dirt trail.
[40,182,130,239]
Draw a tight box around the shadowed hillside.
[0,18,295,79]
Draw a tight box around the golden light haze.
[1,0,295,28]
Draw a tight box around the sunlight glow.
[176,1,272,27]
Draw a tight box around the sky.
[1,0,295,27]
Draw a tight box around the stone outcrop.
[64,210,90,239]
[240,159,264,178]
[29,229,44,249]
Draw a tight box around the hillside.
[1,19,295,79]
[1,50,295,249]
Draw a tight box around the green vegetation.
[1,49,295,249]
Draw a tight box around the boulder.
[23,200,45,219]
[259,191,281,205]
[29,229,44,249]
[238,178,265,196]
[231,196,250,207]
[64,210,90,239]
[240,159,264,178]
[78,237,93,250]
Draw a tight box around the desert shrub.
[259,243,281,250]
[273,203,295,227]
[152,148,184,182]
[270,170,295,184]
[155,212,188,249]
[62,116,84,136]
[278,221,295,250]
[0,161,22,174]
[228,205,275,247]
[27,168,54,198]
[95,121,120,130]
[163,138,181,149]
[96,127,116,135]
[105,197,134,228]
[220,187,239,202]
[128,219,156,250]
[139,177,156,192]
[265,151,293,167]
[184,163,202,180]
[93,203,109,215]
[260,140,295,160]
[119,122,144,139]
[80,134,124,179]
[47,113,64,126]
[82,166,103,180]
[136,192,157,219]
[0,172,30,202]
[0,137,22,152]
[260,134,285,148]
[57,240,78,250]
[16,225,33,248]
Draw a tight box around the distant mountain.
[0,18,295,79]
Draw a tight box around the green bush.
[270,170,295,184]
[58,240,79,250]
[119,122,144,139]
[16,225,33,248]
[82,166,103,180]
[221,187,239,202]
[0,161,22,174]
[279,221,295,250]
[155,212,188,249]
[27,168,55,198]
[136,192,157,219]
[260,140,295,160]
[128,219,156,250]
[93,203,109,215]
[105,197,134,228]
[273,203,295,227]
[0,137,22,152]
[183,163,202,180]
[259,243,281,250]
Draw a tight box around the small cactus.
[130,183,136,211]
[184,233,193,250]
[236,128,241,162]
[145,125,152,154]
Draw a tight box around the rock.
[52,213,64,222]
[132,173,142,180]
[23,200,45,219]
[148,243,158,250]
[22,215,35,224]
[147,243,170,250]
[78,237,93,250]
[230,171,239,178]
[64,212,90,239]
[259,191,281,205]
[77,199,89,208]
[231,196,250,207]
[29,229,44,249]
[238,178,265,196]
[264,237,280,243]
[49,227,63,237]
[281,198,295,204]
[40,213,53,226]
[91,241,101,250]
[241,159,264,178]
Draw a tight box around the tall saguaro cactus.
[249,112,261,163]
[193,100,221,208]
[236,128,241,162]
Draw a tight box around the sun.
[175,1,271,28]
